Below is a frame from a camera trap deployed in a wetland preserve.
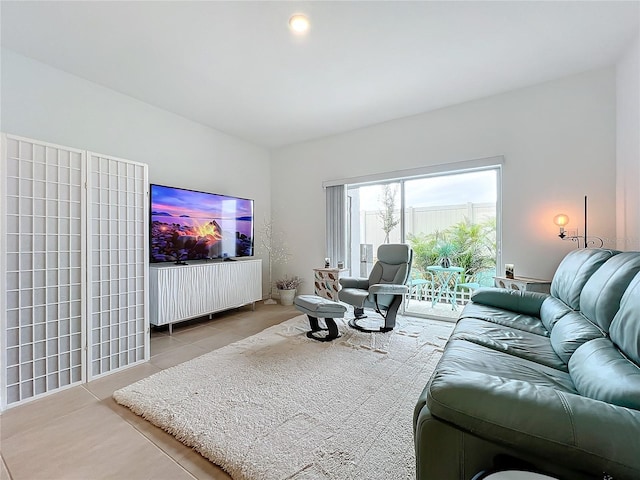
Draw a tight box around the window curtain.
[325,185,346,268]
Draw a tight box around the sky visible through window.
[356,170,496,209]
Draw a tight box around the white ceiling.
[1,1,638,149]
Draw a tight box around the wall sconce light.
[553,196,603,248]
[553,213,570,239]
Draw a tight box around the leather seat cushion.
[337,287,369,307]
[549,311,604,364]
[434,339,577,392]
[459,303,548,336]
[569,338,640,410]
[539,296,573,332]
[550,249,618,310]
[609,273,640,365]
[579,252,640,334]
[451,318,567,371]
[293,294,347,316]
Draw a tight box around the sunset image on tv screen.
[150,184,254,263]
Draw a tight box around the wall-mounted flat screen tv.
[150,184,254,263]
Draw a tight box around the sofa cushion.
[461,298,548,336]
[569,338,640,410]
[427,369,577,442]
[609,272,640,365]
[451,318,567,371]
[293,294,347,316]
[549,311,604,364]
[435,339,576,391]
[550,248,618,310]
[425,369,640,478]
[539,296,573,332]
[470,288,547,317]
[579,252,640,334]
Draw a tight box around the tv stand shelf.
[149,259,262,332]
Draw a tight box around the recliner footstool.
[293,294,347,342]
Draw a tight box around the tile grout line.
[108,402,200,480]
[1,452,15,480]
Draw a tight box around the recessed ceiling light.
[289,14,310,34]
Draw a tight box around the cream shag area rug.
[113,315,453,480]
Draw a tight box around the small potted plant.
[434,242,456,268]
[275,275,303,306]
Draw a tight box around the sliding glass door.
[404,170,497,318]
[346,182,401,277]
[346,168,499,320]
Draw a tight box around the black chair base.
[348,318,394,333]
[306,315,341,342]
[347,295,402,333]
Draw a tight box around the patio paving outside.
[403,296,470,322]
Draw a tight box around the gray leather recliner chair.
[338,243,412,332]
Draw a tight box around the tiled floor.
[0,302,300,480]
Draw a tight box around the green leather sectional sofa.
[414,248,640,480]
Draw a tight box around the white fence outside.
[360,202,495,251]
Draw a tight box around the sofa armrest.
[370,283,409,295]
[338,276,370,290]
[470,287,548,316]
[426,370,640,477]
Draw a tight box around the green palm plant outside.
[408,230,444,271]
[408,217,496,284]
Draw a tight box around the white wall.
[1,50,273,296]
[2,49,623,296]
[616,34,640,251]
[271,68,618,292]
